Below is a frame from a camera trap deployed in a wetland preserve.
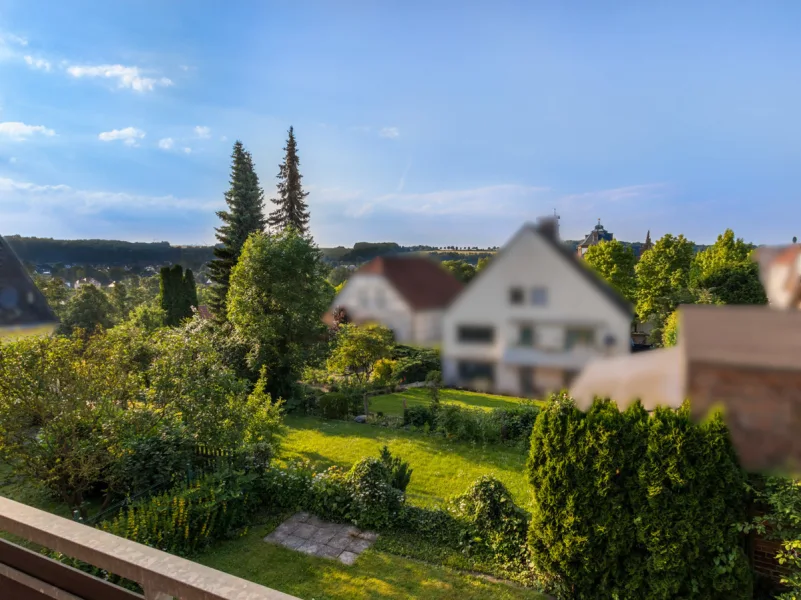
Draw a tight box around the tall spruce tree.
[267,126,310,234]
[208,141,266,320]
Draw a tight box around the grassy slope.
[370,388,535,417]
[281,416,532,509]
[198,519,547,600]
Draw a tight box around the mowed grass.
[280,416,532,509]
[370,387,536,417]
[197,520,547,600]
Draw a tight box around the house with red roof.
[323,255,464,345]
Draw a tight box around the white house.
[323,256,464,346]
[441,218,634,397]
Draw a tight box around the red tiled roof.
[354,256,464,310]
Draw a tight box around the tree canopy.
[634,234,695,325]
[582,239,637,303]
[327,323,395,383]
[227,229,331,400]
[441,259,477,284]
[58,284,115,337]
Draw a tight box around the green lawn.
[369,387,535,417]
[281,415,532,509]
[197,519,547,600]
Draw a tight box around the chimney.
[536,216,560,241]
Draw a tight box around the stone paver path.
[264,512,378,565]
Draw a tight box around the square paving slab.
[264,512,378,565]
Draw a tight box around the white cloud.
[23,55,51,71]
[379,127,400,139]
[98,127,146,146]
[0,176,219,213]
[183,147,192,154]
[0,121,56,140]
[66,64,173,92]
[158,137,174,150]
[194,125,210,138]
[1,33,28,47]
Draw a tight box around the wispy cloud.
[183,147,192,154]
[0,176,218,213]
[158,137,174,150]
[98,127,145,146]
[23,55,51,71]
[557,184,670,212]
[1,32,27,47]
[379,127,400,139]
[0,121,56,140]
[194,125,210,139]
[67,64,173,92]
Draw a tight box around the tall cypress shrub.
[527,396,752,599]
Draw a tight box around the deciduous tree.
[441,259,476,284]
[227,230,331,400]
[58,284,115,337]
[327,324,395,383]
[583,239,637,303]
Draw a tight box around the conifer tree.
[183,269,198,312]
[208,141,266,320]
[267,126,310,234]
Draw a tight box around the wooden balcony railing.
[0,496,300,600]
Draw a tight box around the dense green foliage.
[327,323,395,383]
[227,229,332,401]
[267,126,311,234]
[159,264,199,326]
[441,259,477,283]
[744,476,801,598]
[634,233,696,339]
[583,239,637,303]
[390,344,441,383]
[403,402,541,447]
[58,284,115,337]
[527,396,751,599]
[208,140,267,320]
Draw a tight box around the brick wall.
[687,362,801,473]
[752,534,791,583]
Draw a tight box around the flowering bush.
[346,457,404,530]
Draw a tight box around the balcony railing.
[0,496,299,600]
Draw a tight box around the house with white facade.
[323,256,464,346]
[441,218,634,397]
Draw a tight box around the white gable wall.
[442,227,632,396]
[330,274,414,342]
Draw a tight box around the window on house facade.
[518,325,534,346]
[458,361,495,382]
[457,325,495,344]
[519,367,534,396]
[509,287,524,304]
[530,287,548,305]
[565,328,595,350]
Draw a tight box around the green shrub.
[318,392,350,419]
[346,457,404,530]
[378,445,413,492]
[391,345,440,383]
[372,358,398,388]
[451,476,532,580]
[99,470,260,557]
[527,396,752,600]
[403,405,435,427]
[309,466,352,522]
[744,476,801,599]
[108,411,193,498]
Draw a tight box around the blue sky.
[1,1,800,247]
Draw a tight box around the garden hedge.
[527,396,752,600]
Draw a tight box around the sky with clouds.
[1,1,800,247]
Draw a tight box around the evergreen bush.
[527,396,752,600]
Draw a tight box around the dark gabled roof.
[354,255,464,311]
[0,235,59,330]
[524,221,634,318]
